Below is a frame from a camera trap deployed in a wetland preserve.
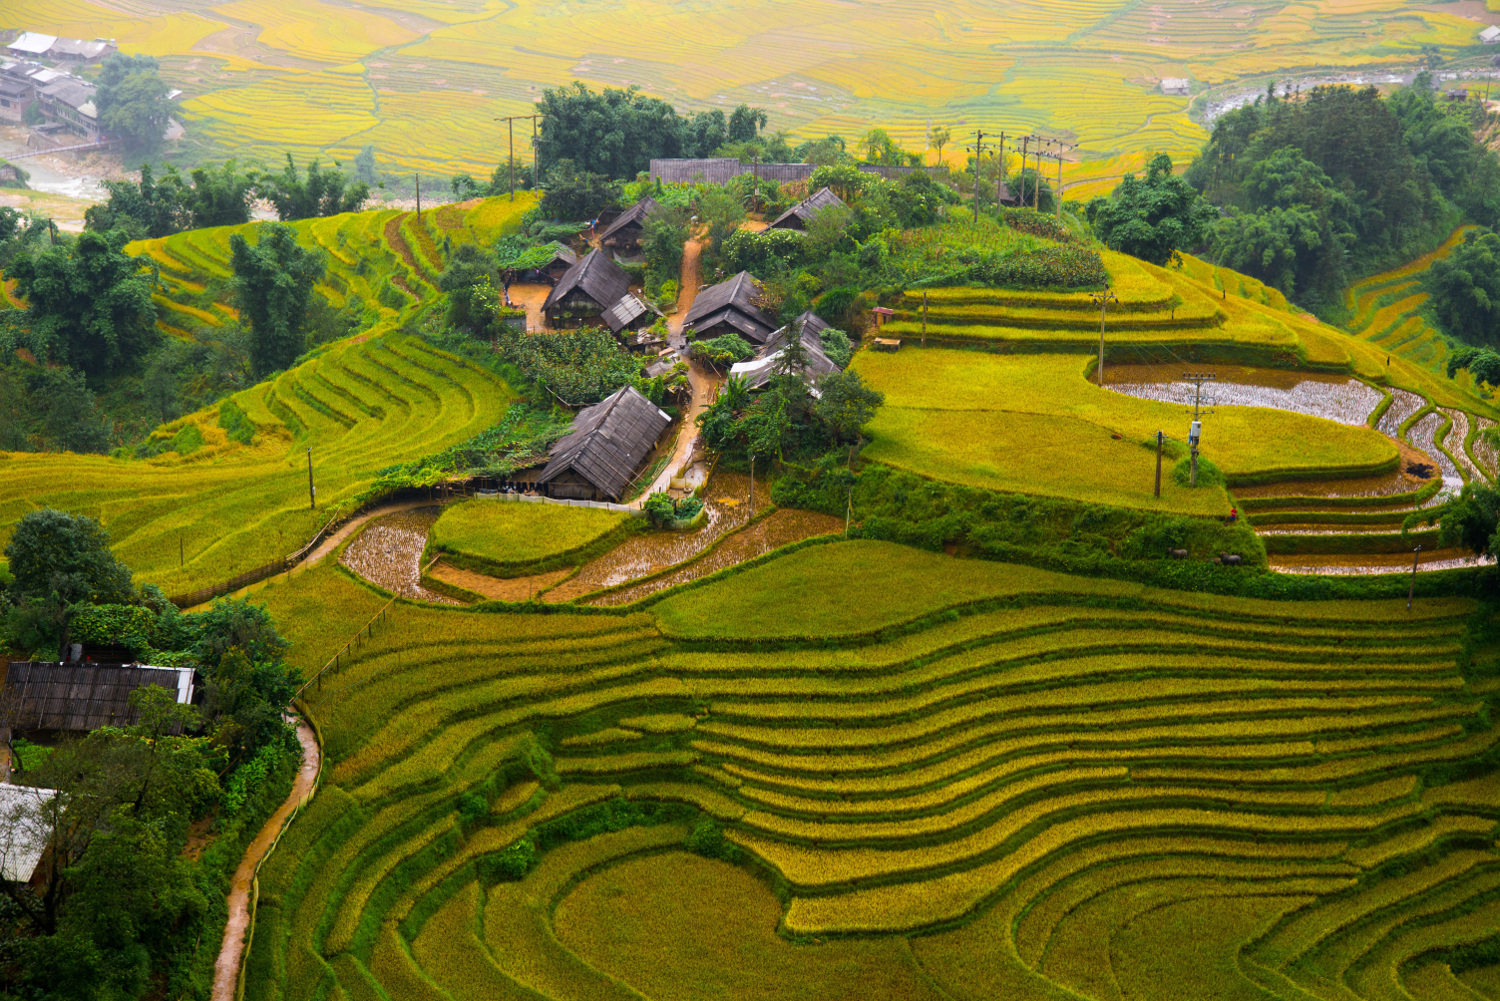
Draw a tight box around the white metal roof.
[1481,25,1500,41]
[27,68,62,84]
[0,784,58,883]
[7,33,56,55]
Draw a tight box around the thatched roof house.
[536,386,672,501]
[768,187,848,232]
[728,311,843,392]
[684,271,776,345]
[2,662,196,734]
[543,248,633,328]
[597,196,659,252]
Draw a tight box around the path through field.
[639,237,721,503]
[211,718,320,1001]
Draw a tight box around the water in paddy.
[339,507,457,603]
[1104,363,1384,426]
[588,508,845,606]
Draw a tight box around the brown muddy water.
[587,508,845,606]
[1104,364,1383,426]
[542,471,771,603]
[339,507,457,603]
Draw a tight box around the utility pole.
[1181,373,1217,487]
[1089,282,1119,386]
[995,132,1006,208]
[415,174,420,223]
[921,291,928,347]
[1054,143,1067,220]
[1408,545,1422,610]
[1154,431,1164,499]
[966,130,988,227]
[496,114,545,201]
[1034,138,1044,211]
[307,447,315,510]
[748,454,755,514]
[1018,135,1030,208]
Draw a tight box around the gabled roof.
[3,662,195,732]
[602,293,662,334]
[41,80,94,110]
[684,271,774,342]
[729,311,842,391]
[543,247,632,312]
[768,186,848,230]
[543,241,577,267]
[0,784,58,883]
[536,386,672,500]
[7,33,56,56]
[1482,25,1500,40]
[597,197,659,242]
[49,38,111,59]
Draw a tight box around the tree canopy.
[1087,154,1218,266]
[1423,228,1500,348]
[96,54,171,153]
[259,155,370,221]
[230,223,327,377]
[3,230,158,374]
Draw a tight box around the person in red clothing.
[1229,506,1238,524]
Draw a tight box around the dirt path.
[636,239,721,505]
[427,561,572,601]
[211,718,320,1001]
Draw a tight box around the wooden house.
[596,196,659,254]
[602,292,665,346]
[535,386,672,501]
[2,661,197,737]
[768,186,848,232]
[684,271,776,345]
[728,311,843,392]
[529,242,577,284]
[542,248,633,328]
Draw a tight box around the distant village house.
[1481,25,1500,44]
[1160,77,1191,96]
[768,186,848,232]
[5,32,116,64]
[542,248,633,328]
[596,196,659,255]
[728,311,844,392]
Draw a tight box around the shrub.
[218,399,255,444]
[689,332,754,367]
[1172,455,1226,488]
[479,835,536,882]
[685,818,742,861]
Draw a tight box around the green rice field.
[241,541,1500,1001]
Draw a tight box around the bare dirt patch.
[428,561,573,601]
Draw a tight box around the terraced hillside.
[245,541,1500,1001]
[0,197,535,595]
[1344,228,1480,387]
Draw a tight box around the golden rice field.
[241,541,1500,1001]
[4,0,1495,176]
[0,195,536,595]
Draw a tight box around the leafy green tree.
[684,109,728,158]
[815,369,883,443]
[0,361,112,453]
[928,125,952,165]
[1446,345,1500,387]
[229,223,327,377]
[1211,205,1328,295]
[96,54,170,153]
[535,83,687,178]
[641,202,691,296]
[259,154,369,221]
[186,160,256,229]
[1088,154,1219,266]
[4,508,134,660]
[1423,228,1500,348]
[85,163,187,238]
[728,104,769,143]
[1438,482,1499,564]
[697,186,746,275]
[539,159,620,221]
[4,230,158,374]
[354,145,377,185]
[719,227,806,277]
[438,243,501,334]
[450,172,481,199]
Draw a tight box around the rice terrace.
[3,2,1500,1001]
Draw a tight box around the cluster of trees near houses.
[0,508,303,1001]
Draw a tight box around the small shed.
[1160,77,1191,96]
[525,242,577,284]
[602,292,664,341]
[2,662,196,735]
[728,311,843,392]
[684,271,776,345]
[535,386,672,501]
[0,784,58,884]
[1480,25,1500,43]
[596,197,659,253]
[768,187,849,232]
[542,248,633,328]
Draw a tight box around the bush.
[217,399,255,445]
[685,818,742,861]
[479,836,536,882]
[1171,455,1225,488]
[689,332,754,367]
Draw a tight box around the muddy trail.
[339,507,456,603]
[211,719,319,1001]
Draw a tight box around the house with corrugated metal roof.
[728,311,843,392]
[768,186,849,231]
[535,386,672,501]
[2,662,197,736]
[0,784,58,884]
[684,271,776,345]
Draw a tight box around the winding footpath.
[211,718,321,1001]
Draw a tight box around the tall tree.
[96,54,171,154]
[85,163,187,239]
[4,230,158,374]
[1423,228,1500,348]
[229,223,326,377]
[186,160,256,229]
[1087,154,1219,266]
[4,508,134,660]
[928,124,951,165]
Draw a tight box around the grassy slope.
[0,196,536,595]
[244,541,1497,1001]
[427,501,630,570]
